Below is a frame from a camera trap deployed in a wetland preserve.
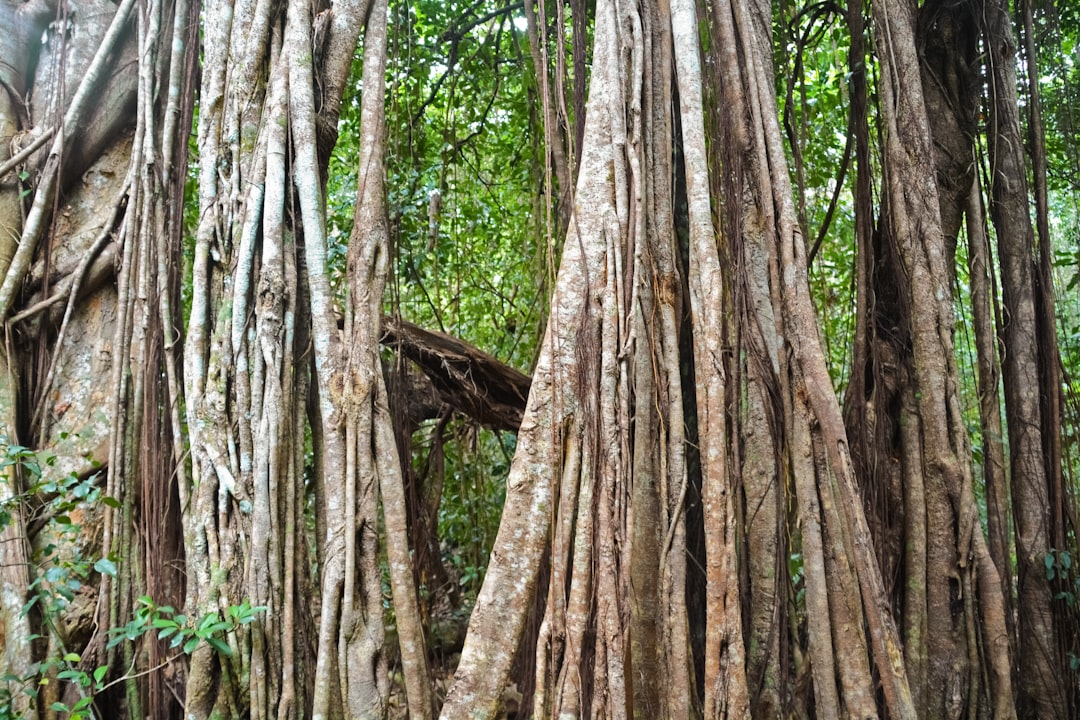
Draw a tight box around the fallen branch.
[380,316,531,432]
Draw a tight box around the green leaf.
[235,604,267,624]
[62,653,80,663]
[101,496,122,509]
[56,669,87,684]
[207,637,232,656]
[201,621,230,636]
[93,666,107,684]
[21,595,40,616]
[94,558,117,577]
[183,637,199,654]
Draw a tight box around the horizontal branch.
[380,316,530,432]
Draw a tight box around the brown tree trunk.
[984,0,1068,715]
[346,3,434,717]
[869,0,1015,716]
[1018,2,1066,559]
[0,369,34,716]
[710,0,915,716]
[0,0,185,717]
[442,2,730,717]
[964,170,1015,648]
[183,0,398,716]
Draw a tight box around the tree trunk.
[869,0,1015,716]
[443,1,716,717]
[1,0,1073,716]
[964,169,1015,651]
[984,0,1068,715]
[0,11,43,694]
[710,0,917,716]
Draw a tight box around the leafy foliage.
[331,1,543,371]
[0,441,265,720]
[325,1,543,610]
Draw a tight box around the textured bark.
[918,0,979,257]
[348,3,434,717]
[964,171,1014,645]
[182,0,387,715]
[184,0,292,710]
[1018,1,1075,705]
[711,0,916,715]
[870,0,1015,716]
[0,364,34,714]
[0,0,54,279]
[0,0,136,322]
[740,378,781,717]
[1018,2,1065,561]
[875,10,965,709]
[841,6,912,713]
[0,7,46,691]
[443,2,704,717]
[0,0,1068,716]
[381,318,532,431]
[444,5,616,716]
[923,0,1018,679]
[288,0,390,712]
[984,0,1067,715]
[789,407,839,719]
[0,0,185,717]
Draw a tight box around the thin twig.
[97,651,186,694]
[0,127,56,179]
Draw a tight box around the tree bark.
[870,0,1015,716]
[984,0,1067,715]
[443,2,709,717]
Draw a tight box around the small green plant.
[0,438,265,718]
[113,596,266,658]
[0,597,266,719]
[1046,548,1080,606]
[1044,548,1080,680]
[1045,547,1072,582]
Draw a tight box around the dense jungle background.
[0,0,1078,717]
